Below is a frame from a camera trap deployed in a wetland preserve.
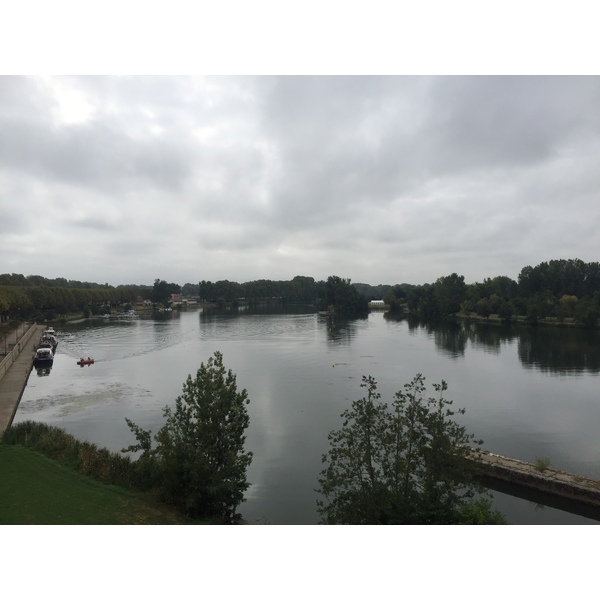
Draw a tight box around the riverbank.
[0,324,45,435]
[0,445,206,524]
[1,421,221,524]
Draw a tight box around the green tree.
[574,297,600,329]
[199,280,216,301]
[434,273,466,318]
[214,280,243,303]
[181,282,199,297]
[475,297,492,319]
[291,275,317,303]
[153,279,180,306]
[317,275,369,318]
[0,290,9,322]
[384,284,409,315]
[123,351,253,523]
[316,374,503,524]
[556,294,578,323]
[498,300,515,324]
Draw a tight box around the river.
[15,307,600,524]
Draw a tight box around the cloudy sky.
[1,75,599,288]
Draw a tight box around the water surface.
[16,309,600,524]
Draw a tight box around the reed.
[2,420,136,488]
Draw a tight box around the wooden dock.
[0,324,45,436]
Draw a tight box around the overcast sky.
[1,75,599,287]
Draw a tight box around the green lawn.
[0,445,206,525]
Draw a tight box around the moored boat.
[33,347,54,367]
[39,333,58,351]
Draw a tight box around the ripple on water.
[18,382,153,417]
[57,320,196,362]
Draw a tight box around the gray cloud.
[1,75,599,286]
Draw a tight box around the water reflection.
[388,316,600,374]
[17,309,600,524]
[466,323,514,355]
[432,321,468,359]
[200,304,311,320]
[482,477,600,523]
[199,305,367,346]
[386,315,469,358]
[319,314,367,345]
[517,327,600,374]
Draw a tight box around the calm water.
[15,308,600,524]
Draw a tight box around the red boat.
[77,357,95,366]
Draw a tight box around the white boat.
[39,333,58,351]
[33,347,54,367]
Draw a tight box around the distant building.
[368,299,388,309]
[169,294,198,306]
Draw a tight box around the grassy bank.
[0,421,216,524]
[0,445,206,524]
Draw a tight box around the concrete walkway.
[0,324,45,436]
[473,450,600,517]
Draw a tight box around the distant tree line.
[384,259,600,328]
[0,273,143,322]
[6,258,598,327]
[0,273,116,289]
[352,282,394,300]
[198,275,368,318]
[198,275,319,306]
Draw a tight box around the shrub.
[2,421,136,488]
[534,456,551,472]
[317,374,502,524]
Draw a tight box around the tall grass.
[1,421,146,489]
